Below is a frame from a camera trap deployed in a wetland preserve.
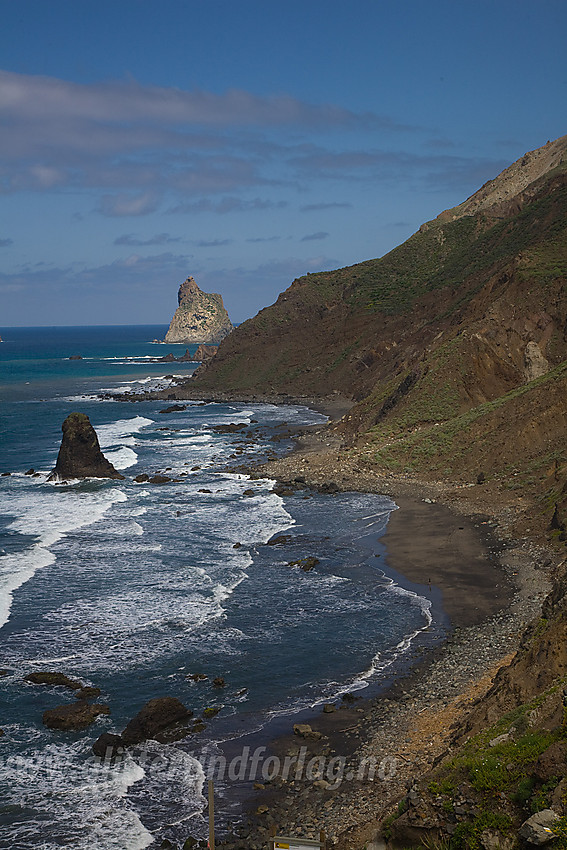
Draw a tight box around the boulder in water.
[48,412,125,481]
[92,732,125,759]
[121,697,193,745]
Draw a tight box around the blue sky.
[1,0,566,326]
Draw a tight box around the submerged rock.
[48,412,125,481]
[75,686,101,701]
[287,556,320,571]
[121,697,193,745]
[210,422,248,433]
[148,474,172,484]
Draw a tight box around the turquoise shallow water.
[0,326,442,848]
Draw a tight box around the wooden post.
[208,779,215,850]
[320,829,326,849]
[269,824,276,850]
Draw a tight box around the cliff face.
[164,276,233,344]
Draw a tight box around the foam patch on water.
[88,415,154,471]
[355,583,433,685]
[104,446,138,470]
[0,740,153,849]
[96,416,154,447]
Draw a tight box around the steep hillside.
[175,137,567,850]
[193,137,567,411]
[188,137,567,513]
[385,568,567,850]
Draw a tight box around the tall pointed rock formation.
[164,276,233,344]
[48,412,124,481]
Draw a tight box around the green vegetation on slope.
[367,359,567,476]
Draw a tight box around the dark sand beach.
[382,496,510,627]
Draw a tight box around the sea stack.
[48,412,125,481]
[164,275,233,344]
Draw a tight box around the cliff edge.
[164,276,233,344]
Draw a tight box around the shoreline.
[226,493,548,849]
[200,401,555,849]
[111,386,558,847]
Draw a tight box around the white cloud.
[300,231,329,242]
[0,69,383,129]
[98,192,160,217]
[114,233,182,246]
[169,197,288,214]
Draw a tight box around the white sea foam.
[96,416,154,447]
[103,446,138,470]
[63,394,104,403]
[89,416,154,470]
[0,483,127,629]
[0,741,153,849]
[355,584,433,685]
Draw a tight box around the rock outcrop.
[193,344,218,361]
[48,412,125,481]
[164,276,233,344]
[155,345,218,363]
[92,732,125,759]
[121,697,193,745]
[25,672,83,690]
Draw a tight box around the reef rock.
[164,276,233,344]
[25,671,83,690]
[48,412,125,481]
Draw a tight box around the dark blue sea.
[0,326,440,849]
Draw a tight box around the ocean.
[0,326,441,849]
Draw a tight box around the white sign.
[274,838,323,850]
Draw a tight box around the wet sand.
[382,496,510,627]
